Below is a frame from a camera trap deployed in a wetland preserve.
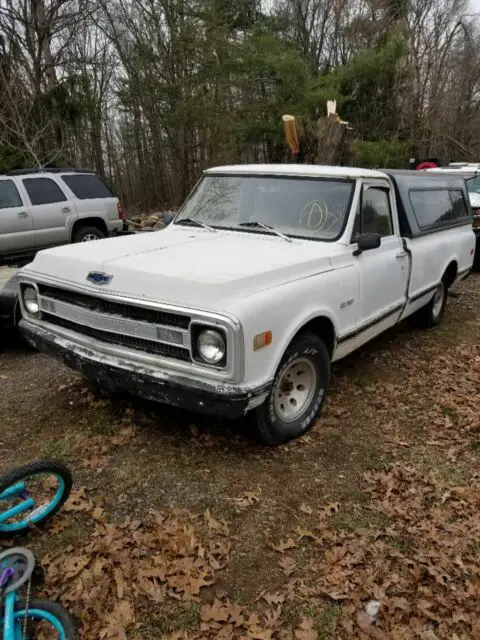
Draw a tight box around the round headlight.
[197,329,225,364]
[23,286,40,316]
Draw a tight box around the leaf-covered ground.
[0,274,479,639]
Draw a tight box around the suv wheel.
[254,333,330,446]
[73,226,106,243]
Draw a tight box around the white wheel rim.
[432,283,444,318]
[273,357,317,423]
[82,233,100,242]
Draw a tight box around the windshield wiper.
[176,217,216,232]
[239,221,292,243]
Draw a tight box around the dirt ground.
[0,275,479,639]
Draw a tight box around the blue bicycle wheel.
[13,598,76,639]
[0,461,72,538]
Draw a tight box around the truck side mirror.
[353,233,381,256]
[163,213,174,226]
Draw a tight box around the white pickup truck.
[18,165,475,445]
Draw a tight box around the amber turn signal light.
[253,331,272,351]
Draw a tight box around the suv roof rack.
[2,167,96,176]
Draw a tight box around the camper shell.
[384,170,472,238]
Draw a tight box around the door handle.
[61,207,71,214]
[18,211,29,217]
[396,252,407,259]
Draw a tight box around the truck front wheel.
[254,333,330,446]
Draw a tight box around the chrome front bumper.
[20,320,270,418]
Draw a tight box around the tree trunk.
[315,113,351,165]
[35,0,56,91]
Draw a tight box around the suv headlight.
[22,286,40,317]
[196,329,226,365]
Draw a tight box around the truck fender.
[269,307,339,374]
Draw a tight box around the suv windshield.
[175,175,354,241]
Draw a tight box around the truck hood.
[26,227,337,312]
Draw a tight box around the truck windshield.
[175,175,354,241]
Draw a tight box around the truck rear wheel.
[409,281,447,329]
[254,333,329,446]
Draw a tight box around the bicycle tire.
[14,598,77,639]
[0,460,73,539]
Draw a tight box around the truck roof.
[205,164,388,179]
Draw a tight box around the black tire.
[473,241,480,271]
[14,598,77,639]
[73,225,106,243]
[254,333,330,446]
[408,280,447,329]
[0,460,73,539]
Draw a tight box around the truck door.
[0,178,35,256]
[352,181,409,338]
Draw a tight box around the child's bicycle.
[0,461,75,638]
[0,547,76,639]
[0,461,72,538]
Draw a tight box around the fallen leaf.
[264,606,282,628]
[320,502,341,517]
[82,455,109,471]
[294,617,316,640]
[200,598,232,623]
[204,509,229,536]
[278,556,297,576]
[299,503,313,515]
[272,538,297,553]
[228,490,260,509]
[64,487,94,512]
[262,592,285,606]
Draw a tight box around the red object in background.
[416,161,437,170]
[117,201,126,220]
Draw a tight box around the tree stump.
[315,112,351,165]
[283,101,352,165]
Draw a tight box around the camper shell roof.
[384,170,472,238]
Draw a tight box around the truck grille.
[44,314,190,361]
[36,284,192,364]
[38,285,190,329]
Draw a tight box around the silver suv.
[0,168,125,261]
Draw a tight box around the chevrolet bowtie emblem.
[86,271,113,285]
